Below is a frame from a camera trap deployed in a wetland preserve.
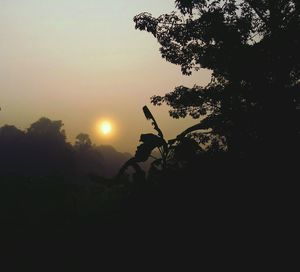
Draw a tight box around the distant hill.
[95,145,132,178]
[0,118,151,180]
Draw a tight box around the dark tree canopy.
[134,0,300,159]
[27,117,66,143]
[0,125,24,141]
[0,118,130,178]
[75,133,92,149]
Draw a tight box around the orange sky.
[0,0,211,153]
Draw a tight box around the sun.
[99,121,112,135]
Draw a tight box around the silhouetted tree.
[134,1,300,164]
[75,133,92,150]
[0,116,131,178]
[27,117,66,143]
[0,125,24,139]
[0,125,26,172]
[21,117,73,175]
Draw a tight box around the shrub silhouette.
[117,106,205,181]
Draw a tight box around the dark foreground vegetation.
[0,1,299,235]
[0,117,134,229]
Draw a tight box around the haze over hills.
[89,145,132,178]
[0,117,134,179]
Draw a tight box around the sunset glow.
[0,0,210,153]
[99,121,112,136]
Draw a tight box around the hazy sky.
[0,0,211,153]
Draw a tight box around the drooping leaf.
[135,133,165,162]
[134,143,153,162]
[140,133,165,147]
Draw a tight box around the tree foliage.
[27,117,66,143]
[0,118,129,178]
[134,0,300,158]
[75,133,92,149]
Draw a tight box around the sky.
[0,0,211,153]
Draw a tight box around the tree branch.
[244,0,269,27]
[176,123,212,140]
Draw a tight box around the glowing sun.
[99,121,112,135]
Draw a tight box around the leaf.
[143,106,154,120]
[140,133,165,147]
[135,133,165,162]
[176,121,210,140]
[134,143,153,162]
[168,138,177,146]
[142,106,164,139]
